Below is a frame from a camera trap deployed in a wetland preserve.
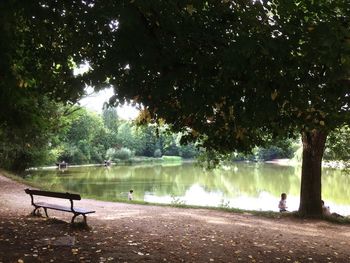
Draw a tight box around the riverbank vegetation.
[0,104,198,171]
[1,97,350,172]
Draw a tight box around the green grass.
[161,156,182,162]
[112,156,183,165]
[0,169,39,189]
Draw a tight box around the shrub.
[179,144,198,159]
[106,147,133,161]
[154,149,162,158]
[163,143,180,156]
[105,148,116,161]
[256,146,285,161]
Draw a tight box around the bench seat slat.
[35,202,95,214]
[25,189,81,200]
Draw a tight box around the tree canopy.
[92,0,350,150]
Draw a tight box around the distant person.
[128,190,134,201]
[59,160,67,170]
[322,200,344,218]
[278,193,288,212]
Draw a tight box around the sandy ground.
[1,173,350,263]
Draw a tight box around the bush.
[106,147,133,161]
[59,145,89,164]
[163,143,180,156]
[154,149,162,158]
[90,146,104,164]
[256,146,285,161]
[115,147,133,160]
[105,148,116,161]
[179,144,198,159]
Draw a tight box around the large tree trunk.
[298,129,327,217]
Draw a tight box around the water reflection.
[25,163,350,215]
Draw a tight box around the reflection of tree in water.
[26,164,300,200]
[322,168,350,204]
[25,163,350,206]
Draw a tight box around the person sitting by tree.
[322,200,344,218]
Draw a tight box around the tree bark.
[298,129,327,217]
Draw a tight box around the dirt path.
[1,173,350,263]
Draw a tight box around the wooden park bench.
[25,188,95,225]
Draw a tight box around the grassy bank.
[113,155,183,165]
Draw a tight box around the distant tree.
[102,107,119,132]
[59,109,106,164]
[134,125,159,157]
[324,125,350,161]
[0,98,75,171]
[116,122,136,151]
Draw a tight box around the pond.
[24,162,350,215]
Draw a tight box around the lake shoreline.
[28,157,349,171]
[264,158,349,170]
[27,156,195,171]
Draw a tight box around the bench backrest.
[25,188,81,200]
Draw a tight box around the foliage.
[102,107,119,132]
[0,0,92,129]
[163,142,180,156]
[256,146,287,161]
[116,122,136,151]
[38,107,200,166]
[133,125,160,157]
[154,149,162,158]
[255,138,298,161]
[0,1,97,170]
[114,147,134,161]
[56,109,107,164]
[68,1,348,153]
[106,147,133,161]
[105,148,117,162]
[0,99,75,171]
[179,143,198,159]
[324,125,350,161]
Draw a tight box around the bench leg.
[71,214,87,225]
[32,207,40,216]
[71,214,77,224]
[43,207,49,217]
[83,214,87,225]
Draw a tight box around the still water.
[25,162,350,215]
